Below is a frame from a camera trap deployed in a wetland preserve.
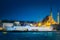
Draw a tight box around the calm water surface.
[0,32,60,40]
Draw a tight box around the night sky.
[0,0,60,22]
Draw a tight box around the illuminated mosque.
[35,8,60,27]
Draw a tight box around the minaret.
[50,8,52,17]
[50,0,52,17]
[57,12,59,24]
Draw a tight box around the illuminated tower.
[57,12,59,24]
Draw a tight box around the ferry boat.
[4,25,53,31]
[2,21,56,31]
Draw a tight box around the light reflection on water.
[0,32,59,40]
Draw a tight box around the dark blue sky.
[0,0,60,22]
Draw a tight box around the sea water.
[0,31,59,40]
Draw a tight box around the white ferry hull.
[6,26,53,31]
